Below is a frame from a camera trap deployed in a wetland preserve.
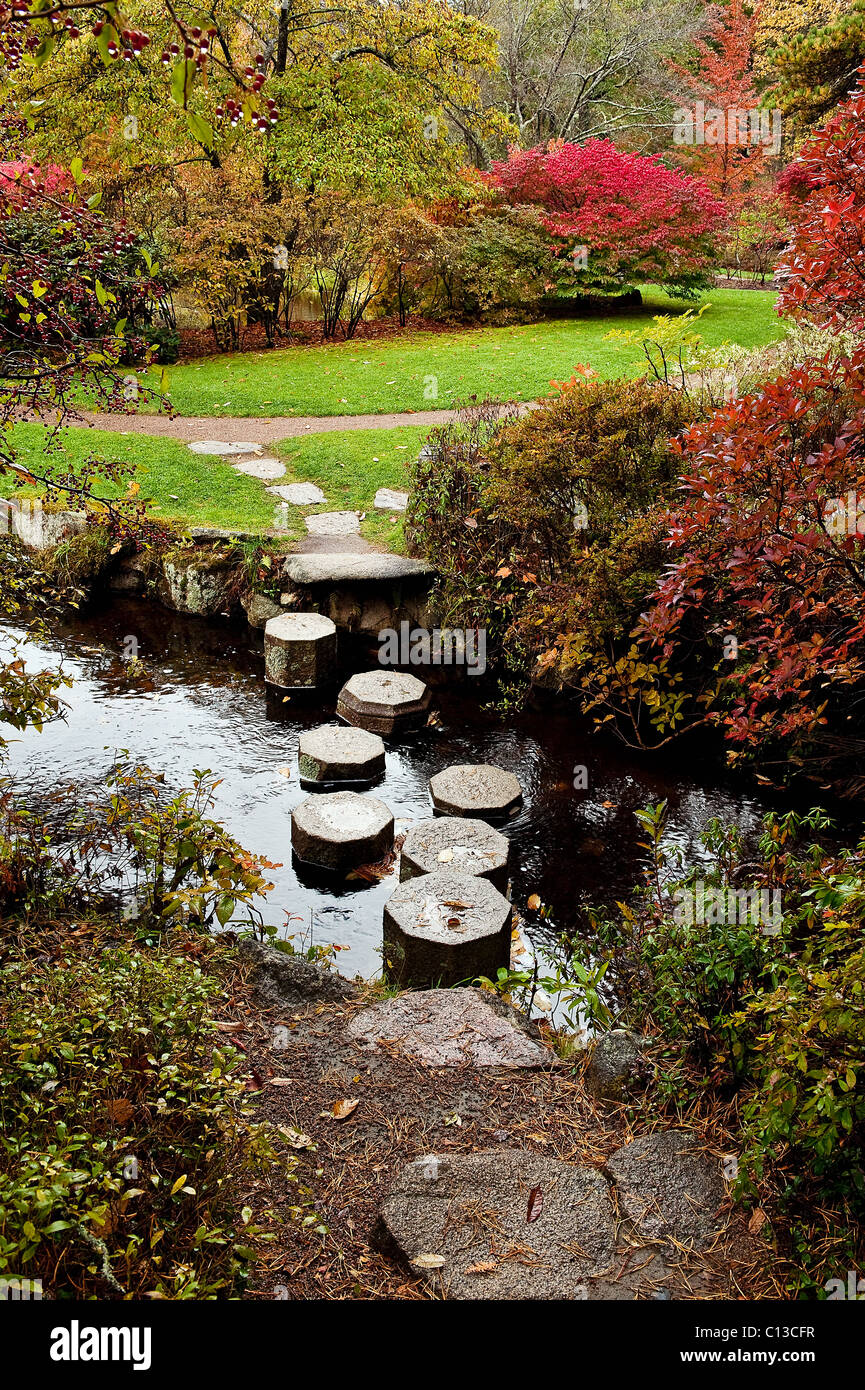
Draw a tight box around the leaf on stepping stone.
[526,1185,544,1223]
[437,848,454,862]
[411,1254,445,1270]
[329,1098,359,1121]
[465,1262,497,1275]
[443,900,472,909]
[276,766,292,779]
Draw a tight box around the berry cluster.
[158,25,215,68]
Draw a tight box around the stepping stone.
[298,725,386,786]
[233,456,286,481]
[291,790,394,872]
[268,482,326,505]
[264,613,337,689]
[304,511,360,536]
[400,817,510,893]
[382,869,512,989]
[285,554,433,584]
[337,670,430,736]
[379,1150,617,1300]
[605,1131,725,1248]
[429,764,523,821]
[374,487,409,512]
[188,440,262,457]
[347,988,547,1068]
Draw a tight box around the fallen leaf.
[279,1125,314,1149]
[526,1185,544,1223]
[437,848,454,863]
[463,516,478,529]
[465,1261,497,1275]
[748,1208,768,1235]
[276,766,292,779]
[330,1098,360,1121]
[495,565,512,579]
[411,1254,445,1269]
[269,1078,292,1087]
[527,894,542,911]
[108,1098,134,1125]
[214,1020,244,1033]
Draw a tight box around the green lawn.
[7,422,430,548]
[136,288,784,419]
[7,423,297,536]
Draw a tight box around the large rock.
[584,1030,645,1103]
[269,482,326,505]
[298,725,386,786]
[605,1131,725,1247]
[304,511,360,536]
[291,790,394,872]
[347,988,547,1068]
[264,612,337,688]
[1,499,87,551]
[161,549,239,617]
[242,591,283,630]
[383,869,512,990]
[238,938,356,1008]
[337,670,430,736]
[284,553,433,585]
[379,1150,617,1299]
[400,817,510,893]
[429,764,523,820]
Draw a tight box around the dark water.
[3,600,779,979]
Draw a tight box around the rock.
[374,488,409,512]
[400,817,510,893]
[298,725,386,786]
[233,456,286,481]
[1,499,87,550]
[242,591,283,630]
[161,550,239,617]
[429,764,523,820]
[584,1030,644,1103]
[109,552,151,596]
[188,440,262,456]
[268,482,326,505]
[238,938,356,1008]
[291,790,394,872]
[605,1131,725,1247]
[379,1150,617,1299]
[186,526,259,544]
[264,612,337,688]
[304,511,360,536]
[347,988,547,1068]
[284,553,433,585]
[337,670,430,736]
[383,869,512,990]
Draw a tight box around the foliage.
[434,206,557,320]
[0,925,278,1298]
[487,138,726,299]
[775,73,865,331]
[761,0,865,126]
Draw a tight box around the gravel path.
[77,407,463,442]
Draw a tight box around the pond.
[4,598,781,981]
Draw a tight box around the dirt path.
[78,407,464,442]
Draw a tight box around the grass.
[7,423,301,537]
[134,288,784,419]
[274,426,429,551]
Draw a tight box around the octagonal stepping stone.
[374,487,409,512]
[400,817,510,893]
[380,1150,617,1299]
[298,724,386,787]
[268,482,326,505]
[347,988,547,1067]
[291,791,394,872]
[188,440,262,457]
[337,670,430,736]
[304,511,360,536]
[264,613,337,689]
[429,764,523,821]
[382,869,512,989]
[233,456,286,481]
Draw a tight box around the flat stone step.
[374,487,409,512]
[268,482,327,505]
[284,553,433,584]
[347,988,547,1067]
[337,670,430,736]
[380,1150,617,1299]
[291,790,394,872]
[400,817,510,892]
[304,511,360,536]
[382,869,512,989]
[188,440,262,456]
[298,725,386,786]
[264,612,337,689]
[429,764,523,820]
[233,456,286,481]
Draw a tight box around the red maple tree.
[487,139,725,298]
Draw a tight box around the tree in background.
[488,138,725,298]
[758,0,865,127]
